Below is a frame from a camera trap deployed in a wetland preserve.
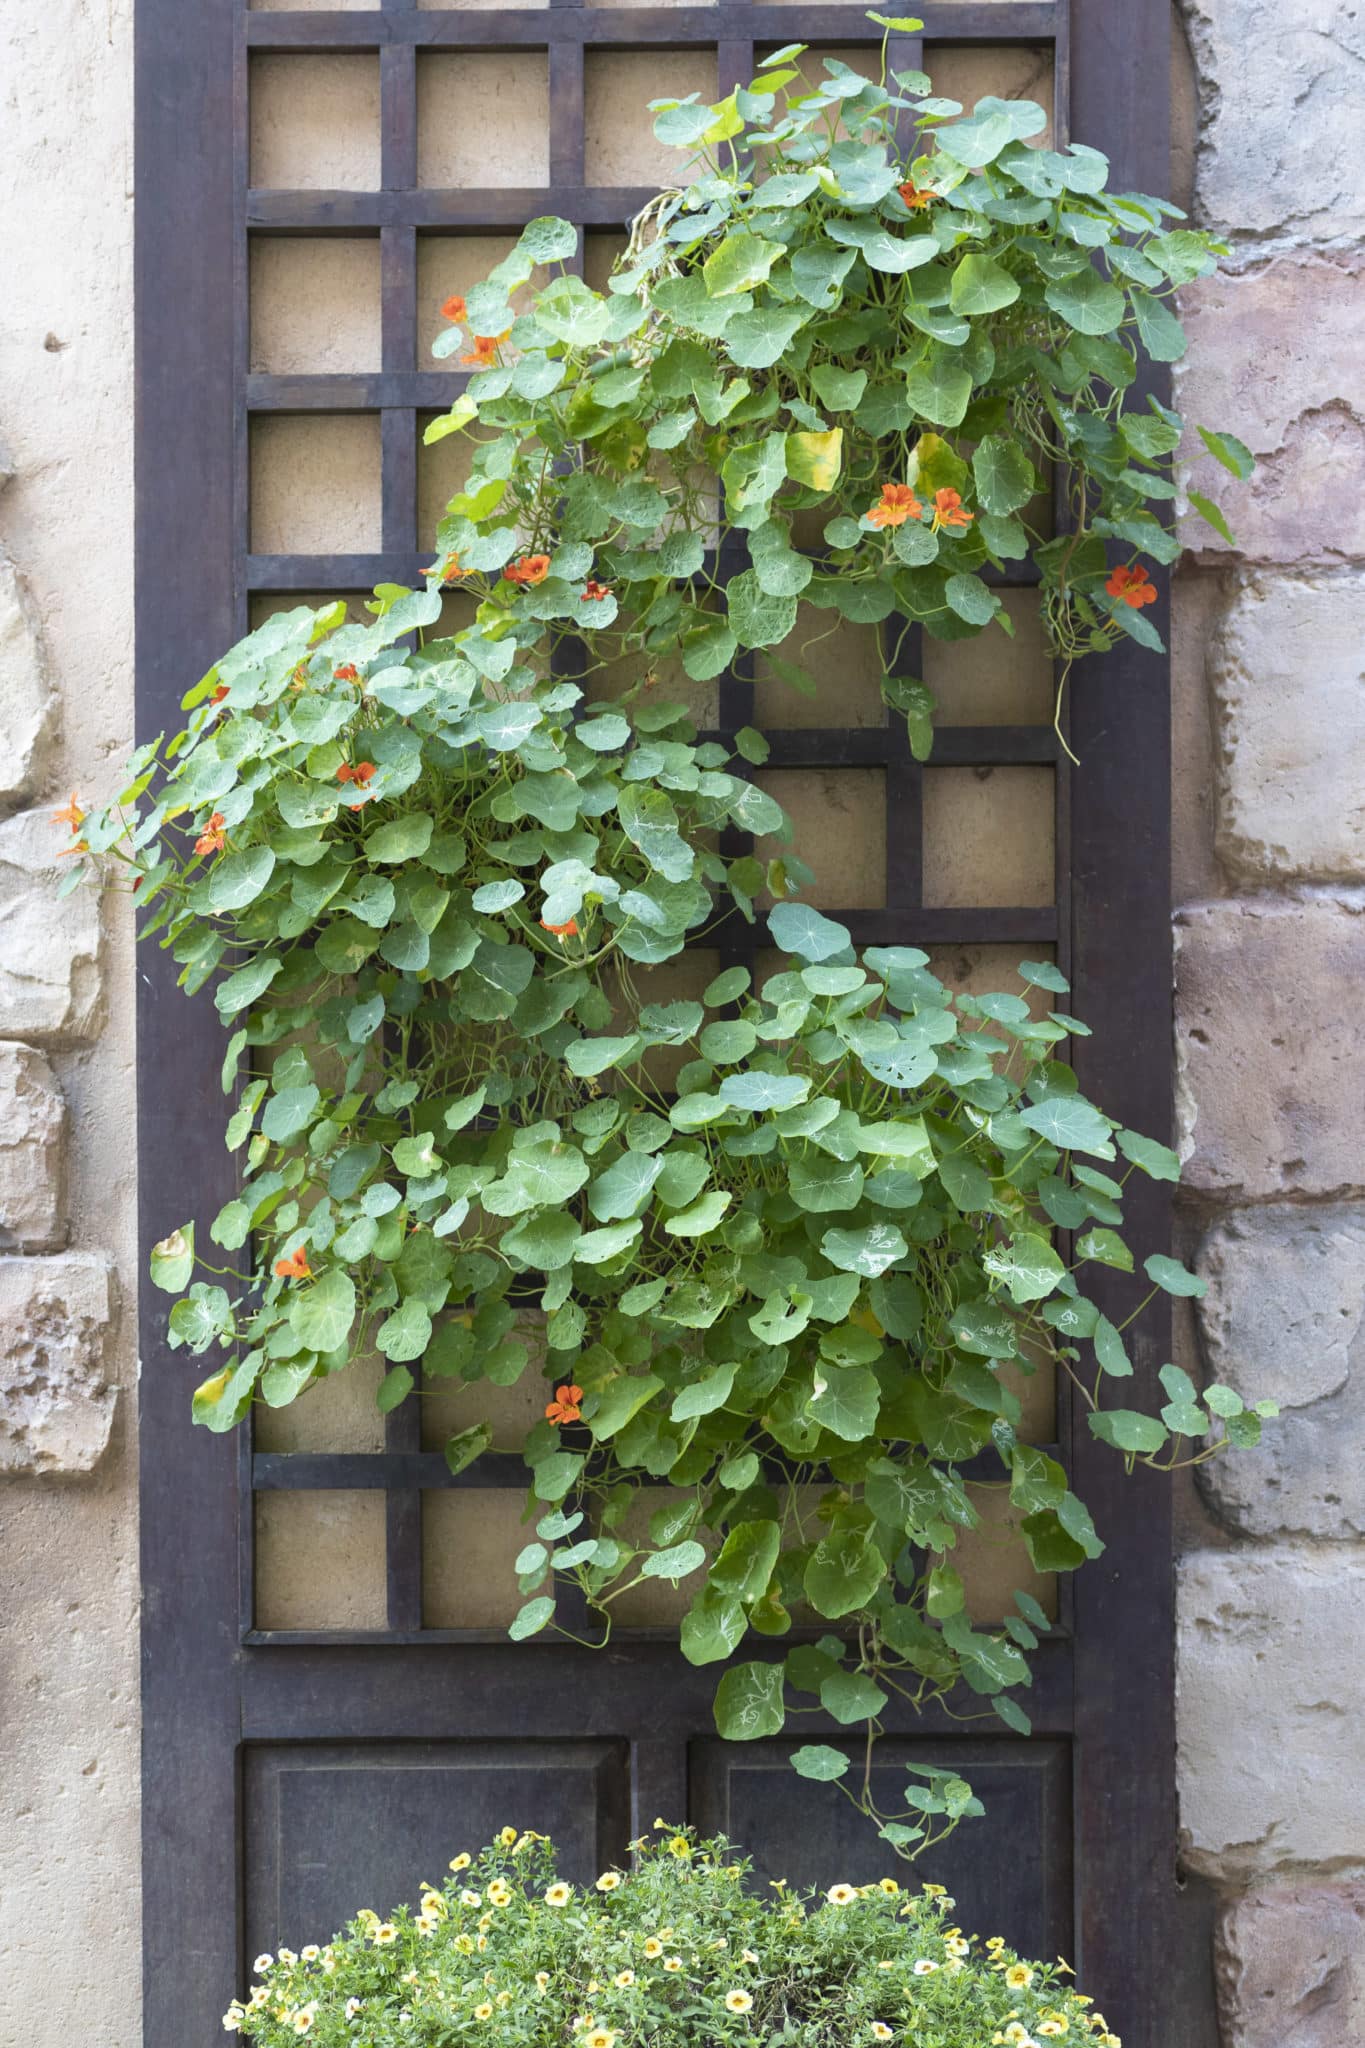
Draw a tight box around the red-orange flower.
[333,663,360,684]
[336,760,377,787]
[211,684,230,704]
[441,293,468,323]
[581,580,612,602]
[1105,562,1158,608]
[459,330,510,368]
[52,792,85,833]
[274,1246,312,1282]
[866,482,923,530]
[930,488,973,533]
[426,556,466,585]
[545,1383,584,1425]
[194,811,227,856]
[897,180,935,210]
[504,555,551,588]
[540,917,580,939]
[58,838,89,857]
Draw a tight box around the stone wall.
[1172,2,1365,2042]
[0,1,140,2043]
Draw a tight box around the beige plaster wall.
[0,3,139,2046]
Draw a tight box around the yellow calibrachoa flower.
[663,1956,683,1973]
[878,1878,900,1895]
[450,1853,472,1872]
[421,1891,445,1917]
[667,1836,692,1860]
[487,1879,512,1907]
[584,2031,617,2048]
[535,1972,550,1991]
[826,1884,858,1906]
[725,1988,754,2013]
[498,1827,519,1847]
[912,1959,939,1976]
[596,1870,623,1892]
[373,1924,398,1947]
[545,1882,572,1907]
[300,1944,320,1963]
[252,1955,273,1975]
[473,2002,494,2021]
[1006,1962,1036,1990]
[461,1889,482,1908]
[642,1936,664,1958]
[871,2024,893,2041]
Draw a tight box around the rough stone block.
[0,555,54,809]
[0,808,103,1043]
[1210,574,1365,882]
[0,1043,67,1252]
[1216,1880,1365,2047]
[1178,1547,1365,1880]
[0,1254,115,1476]
[1176,256,1365,564]
[1197,1204,1365,1538]
[1176,898,1365,1199]
[1182,1,1365,241]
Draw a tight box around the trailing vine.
[64,24,1268,1855]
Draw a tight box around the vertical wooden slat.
[1068,3,1175,2043]
[137,2,244,2042]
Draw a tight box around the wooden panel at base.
[690,1736,1073,1961]
[244,1740,631,1960]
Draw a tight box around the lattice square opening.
[925,593,1055,727]
[255,1492,388,1632]
[417,53,550,189]
[921,765,1054,908]
[250,236,382,375]
[755,767,888,910]
[250,414,383,555]
[585,50,718,185]
[250,55,382,190]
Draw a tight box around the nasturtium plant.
[65,24,1268,1856]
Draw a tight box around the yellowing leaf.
[786,429,843,493]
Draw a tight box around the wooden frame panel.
[136,3,1174,2041]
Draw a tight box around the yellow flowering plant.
[222,1826,1118,2048]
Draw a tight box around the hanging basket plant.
[67,22,1267,1854]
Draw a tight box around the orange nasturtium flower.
[460,330,510,368]
[274,1246,312,1282]
[52,792,86,833]
[545,1384,584,1425]
[425,556,465,585]
[194,812,228,856]
[505,555,551,588]
[333,663,360,684]
[866,482,923,529]
[930,488,973,533]
[897,180,935,210]
[336,760,377,788]
[581,580,612,602]
[441,293,468,323]
[1105,562,1159,608]
[211,684,230,705]
[540,917,580,939]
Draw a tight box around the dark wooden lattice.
[136,5,1178,2042]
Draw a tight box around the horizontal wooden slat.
[246,550,1041,590]
[247,7,1064,53]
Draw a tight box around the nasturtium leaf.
[786,429,844,492]
[642,1541,708,1580]
[364,813,434,863]
[214,954,282,1018]
[663,1189,733,1237]
[768,901,853,961]
[376,1298,433,1362]
[972,435,1037,516]
[804,1528,887,1617]
[903,354,975,429]
[820,1669,888,1724]
[509,1595,556,1642]
[791,1743,851,1782]
[727,569,799,650]
[151,1224,196,1294]
[289,1269,356,1354]
[1116,1127,1180,1180]
[984,1233,1066,1303]
[719,1071,811,1112]
[713,1660,786,1739]
[935,95,1048,168]
[1044,267,1126,335]
[207,846,276,912]
[820,1223,908,1279]
[704,231,785,297]
[1018,1095,1114,1153]
[587,1373,664,1439]
[671,1364,736,1421]
[1143,1253,1207,1298]
[1196,425,1254,480]
[809,1364,881,1441]
[1128,287,1188,361]
[1088,1408,1169,1455]
[949,252,1020,316]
